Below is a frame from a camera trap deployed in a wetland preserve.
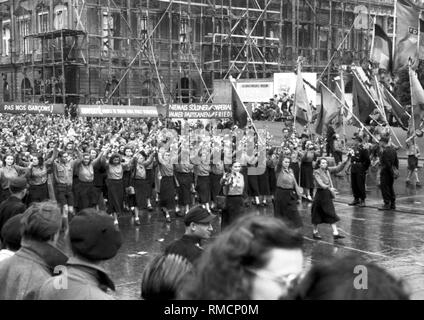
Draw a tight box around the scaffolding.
[0,0,395,105]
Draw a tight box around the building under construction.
[0,0,394,106]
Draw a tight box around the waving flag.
[294,66,312,126]
[231,81,248,128]
[409,66,424,131]
[351,71,378,127]
[394,0,421,72]
[371,24,392,72]
[315,83,342,135]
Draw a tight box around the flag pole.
[319,81,379,143]
[392,0,398,65]
[340,67,347,148]
[374,74,403,147]
[408,62,416,153]
[370,16,377,62]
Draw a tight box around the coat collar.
[19,238,68,272]
[66,256,116,291]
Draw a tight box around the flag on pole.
[294,66,312,126]
[351,71,378,127]
[379,84,410,130]
[315,84,342,135]
[419,11,424,59]
[230,81,248,128]
[393,0,421,72]
[370,24,392,72]
[409,65,424,131]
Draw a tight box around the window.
[17,16,31,54]
[54,5,68,30]
[38,11,49,33]
[2,23,10,56]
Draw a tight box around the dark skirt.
[106,179,124,214]
[76,181,98,210]
[145,169,154,198]
[311,189,340,225]
[221,195,244,230]
[248,174,260,197]
[274,188,303,228]
[27,183,49,205]
[196,175,211,204]
[300,162,314,189]
[408,155,418,171]
[134,179,150,209]
[160,176,176,210]
[289,162,300,184]
[267,166,277,194]
[258,170,270,196]
[209,173,223,202]
[176,172,193,206]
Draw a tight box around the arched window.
[53,4,68,30]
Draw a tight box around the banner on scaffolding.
[77,105,160,118]
[235,79,274,103]
[167,103,232,119]
[0,103,65,114]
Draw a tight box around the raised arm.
[328,157,350,174]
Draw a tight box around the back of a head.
[21,201,62,242]
[1,213,23,251]
[70,208,122,261]
[294,255,409,300]
[141,254,193,300]
[180,215,304,300]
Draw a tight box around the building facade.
[0,0,394,105]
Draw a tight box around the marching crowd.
[0,112,419,300]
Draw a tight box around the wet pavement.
[97,160,424,300]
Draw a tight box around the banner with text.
[78,105,159,118]
[167,103,232,119]
[0,103,65,114]
[236,79,274,103]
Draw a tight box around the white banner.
[235,79,274,103]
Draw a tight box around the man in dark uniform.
[164,206,214,264]
[378,136,399,210]
[348,136,370,207]
[0,177,28,242]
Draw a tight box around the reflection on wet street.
[102,160,424,300]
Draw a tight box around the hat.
[1,214,23,250]
[21,202,62,240]
[9,177,28,192]
[69,209,122,261]
[184,206,215,226]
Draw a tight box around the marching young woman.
[73,150,103,211]
[25,152,56,205]
[311,156,350,240]
[220,162,245,230]
[175,145,194,215]
[158,148,177,223]
[122,146,136,213]
[300,141,318,201]
[0,154,28,203]
[406,138,421,187]
[194,150,212,212]
[274,155,303,230]
[101,152,131,226]
[130,150,155,226]
[289,144,301,184]
[209,156,224,212]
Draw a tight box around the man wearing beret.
[37,208,122,300]
[165,206,214,264]
[0,201,67,300]
[0,177,28,239]
[0,214,23,262]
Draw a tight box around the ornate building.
[0,0,394,105]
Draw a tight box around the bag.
[392,166,399,179]
[126,186,135,195]
[215,195,227,210]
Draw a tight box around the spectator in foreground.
[180,215,304,300]
[164,205,214,264]
[141,254,193,300]
[293,255,409,300]
[0,177,28,239]
[0,213,23,262]
[0,201,67,300]
[37,208,122,300]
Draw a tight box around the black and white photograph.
[0,0,424,306]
